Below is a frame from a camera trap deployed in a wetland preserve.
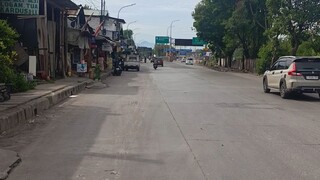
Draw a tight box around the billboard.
[175,38,206,46]
[175,39,193,46]
[0,0,39,15]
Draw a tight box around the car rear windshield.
[295,58,320,71]
[128,57,138,61]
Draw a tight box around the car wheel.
[280,82,290,99]
[263,78,270,93]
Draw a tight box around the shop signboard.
[0,0,39,15]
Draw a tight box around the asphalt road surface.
[3,62,320,180]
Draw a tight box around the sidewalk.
[0,71,111,179]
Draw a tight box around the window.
[295,58,320,71]
[271,62,279,70]
[278,61,287,70]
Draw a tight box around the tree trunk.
[291,42,299,56]
[241,55,245,70]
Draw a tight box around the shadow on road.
[268,92,320,102]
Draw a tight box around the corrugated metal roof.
[48,0,78,10]
[83,9,125,24]
[66,9,79,16]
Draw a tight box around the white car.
[186,58,194,65]
[124,55,140,71]
[263,56,320,99]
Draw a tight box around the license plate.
[306,76,319,80]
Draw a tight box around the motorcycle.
[153,63,158,70]
[112,60,123,76]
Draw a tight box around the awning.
[96,35,116,45]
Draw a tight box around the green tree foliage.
[83,4,92,10]
[0,20,18,83]
[193,0,320,73]
[193,0,267,69]
[192,0,236,64]
[266,0,320,55]
[123,29,133,39]
[0,20,35,92]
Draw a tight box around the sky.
[72,0,201,46]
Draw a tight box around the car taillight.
[288,63,302,76]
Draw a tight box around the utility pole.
[100,0,103,23]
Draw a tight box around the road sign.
[192,37,206,46]
[155,36,169,44]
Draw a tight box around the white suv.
[263,56,320,99]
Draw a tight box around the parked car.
[124,55,140,71]
[263,56,320,99]
[154,58,164,67]
[186,57,194,65]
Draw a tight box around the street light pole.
[166,25,172,37]
[169,20,179,60]
[126,21,137,39]
[117,3,136,19]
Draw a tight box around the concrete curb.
[0,73,112,179]
[0,80,93,134]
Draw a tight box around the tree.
[266,0,320,55]
[192,0,236,67]
[0,20,18,83]
[123,29,133,39]
[0,20,36,92]
[83,4,92,10]
[224,0,267,70]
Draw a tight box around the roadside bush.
[256,42,273,75]
[11,74,36,92]
[256,40,291,75]
[297,41,318,56]
[0,20,18,83]
[0,19,35,92]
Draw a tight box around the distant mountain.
[137,41,154,48]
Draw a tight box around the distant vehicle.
[124,55,140,71]
[263,56,320,99]
[186,57,194,65]
[181,57,186,63]
[154,58,164,67]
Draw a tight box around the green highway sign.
[155,36,169,44]
[192,37,206,46]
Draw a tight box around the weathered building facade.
[0,0,78,79]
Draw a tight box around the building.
[65,8,126,78]
[0,0,79,79]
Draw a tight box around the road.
[3,62,320,180]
